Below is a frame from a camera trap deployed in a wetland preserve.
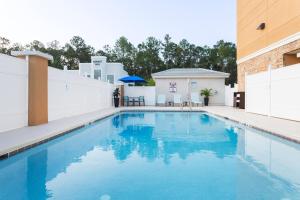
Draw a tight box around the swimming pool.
[0,111,300,200]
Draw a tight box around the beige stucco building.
[237,0,300,121]
[152,68,229,105]
[237,0,300,91]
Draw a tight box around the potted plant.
[200,88,214,106]
[113,88,120,107]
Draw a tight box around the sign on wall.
[169,82,177,93]
[191,81,197,89]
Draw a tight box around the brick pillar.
[11,51,53,126]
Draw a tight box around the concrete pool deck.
[0,106,300,159]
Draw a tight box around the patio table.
[129,97,139,106]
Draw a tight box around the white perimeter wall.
[124,86,156,106]
[0,54,115,132]
[0,54,28,132]
[245,64,300,121]
[48,67,115,121]
[225,84,238,107]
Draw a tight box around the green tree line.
[0,35,237,85]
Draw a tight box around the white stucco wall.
[0,54,116,132]
[0,54,28,132]
[65,69,80,76]
[48,67,115,121]
[124,86,156,106]
[79,63,92,77]
[154,77,226,105]
[78,61,128,84]
[106,63,128,84]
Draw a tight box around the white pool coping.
[0,106,300,159]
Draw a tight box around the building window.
[107,75,114,84]
[94,69,101,80]
[191,81,197,89]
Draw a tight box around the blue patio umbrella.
[119,75,146,83]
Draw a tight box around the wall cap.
[11,50,53,61]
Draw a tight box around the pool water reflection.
[0,112,300,200]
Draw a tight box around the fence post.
[268,65,272,117]
[244,72,248,111]
[11,51,53,126]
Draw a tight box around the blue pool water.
[1,112,300,200]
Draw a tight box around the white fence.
[225,84,238,107]
[245,64,300,121]
[48,67,114,121]
[0,53,115,132]
[0,54,28,132]
[124,86,156,106]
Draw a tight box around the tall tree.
[211,40,237,85]
[112,37,136,74]
[96,45,115,61]
[0,37,10,54]
[9,43,24,52]
[47,40,64,69]
[0,35,237,85]
[178,39,199,68]
[135,37,163,79]
[162,34,177,69]
[62,36,95,69]
[27,40,46,52]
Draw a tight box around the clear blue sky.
[0,0,236,49]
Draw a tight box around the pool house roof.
[152,68,230,79]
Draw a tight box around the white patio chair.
[173,94,182,107]
[191,92,203,107]
[157,94,166,106]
